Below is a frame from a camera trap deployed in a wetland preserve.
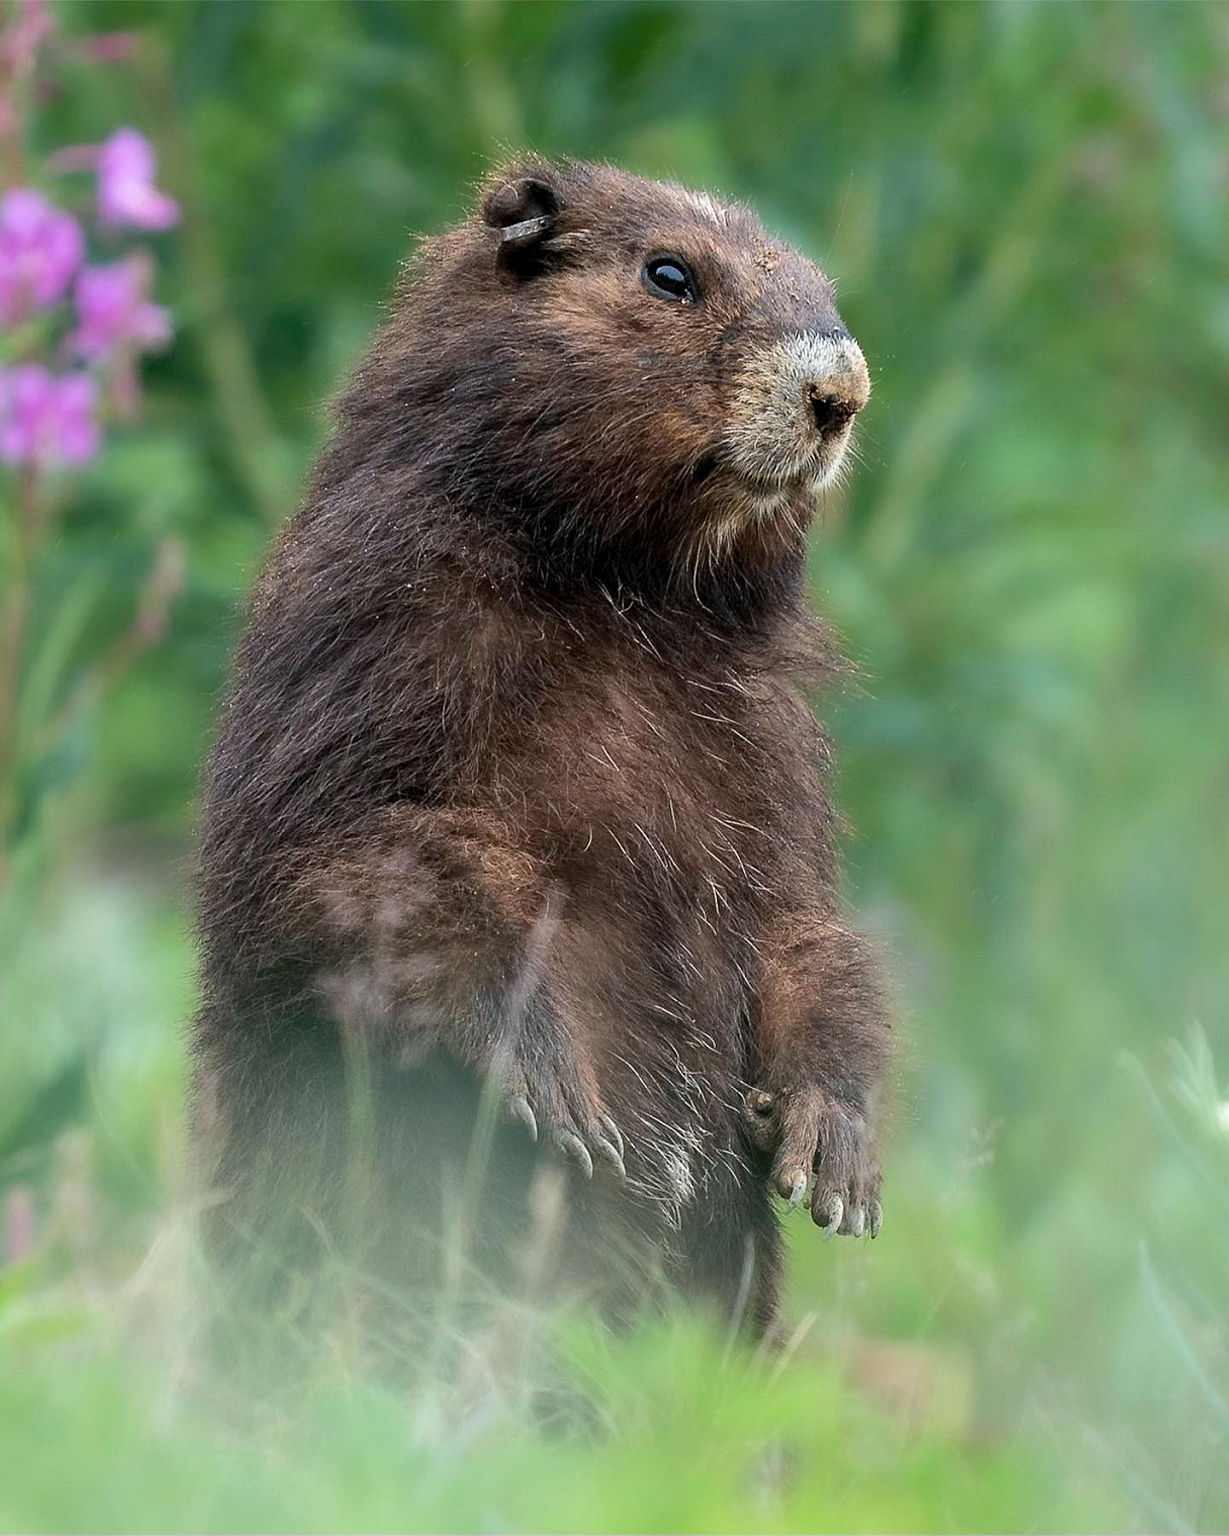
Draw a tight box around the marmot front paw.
[500,1054,625,1181]
[742,1084,881,1237]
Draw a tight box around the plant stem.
[0,462,42,885]
[135,33,288,525]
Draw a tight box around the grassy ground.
[1,874,1224,1532]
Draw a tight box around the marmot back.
[193,158,890,1347]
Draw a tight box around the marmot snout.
[725,329,870,497]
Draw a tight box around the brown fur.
[192,158,890,1342]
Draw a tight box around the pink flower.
[0,188,84,325]
[97,128,179,231]
[0,363,99,466]
[72,254,171,361]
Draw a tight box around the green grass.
[0,880,1222,1532]
[0,1313,1119,1534]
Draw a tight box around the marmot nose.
[798,330,870,438]
[808,388,860,435]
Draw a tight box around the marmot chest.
[505,663,823,937]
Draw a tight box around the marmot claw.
[509,1093,538,1141]
[555,1128,594,1178]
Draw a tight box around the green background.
[2,1,1227,1529]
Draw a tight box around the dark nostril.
[808,390,858,434]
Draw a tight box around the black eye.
[643,255,699,304]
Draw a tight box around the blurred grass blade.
[1138,1240,1229,1430]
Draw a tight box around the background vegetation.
[2,1,1227,1530]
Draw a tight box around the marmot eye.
[643,255,699,304]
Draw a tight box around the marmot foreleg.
[293,806,625,1179]
[743,911,888,1237]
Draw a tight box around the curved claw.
[593,1133,626,1180]
[868,1199,882,1239]
[815,1191,844,1237]
[555,1129,594,1179]
[509,1093,538,1142]
[846,1204,866,1238]
[599,1113,624,1161]
[785,1169,808,1210]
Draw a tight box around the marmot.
[192,158,890,1341]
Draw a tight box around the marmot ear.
[481,175,562,264]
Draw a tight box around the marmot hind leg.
[672,1171,784,1341]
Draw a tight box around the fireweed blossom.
[0,187,84,324]
[0,363,99,467]
[72,254,171,361]
[96,128,179,231]
[0,5,182,884]
[0,15,176,463]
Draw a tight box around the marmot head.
[349,158,869,597]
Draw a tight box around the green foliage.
[0,1298,1118,1533]
[2,0,1227,1529]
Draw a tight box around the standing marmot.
[193,159,890,1340]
